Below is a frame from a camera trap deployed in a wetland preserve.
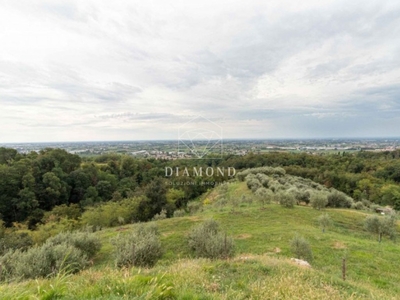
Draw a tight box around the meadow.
[1,180,399,299]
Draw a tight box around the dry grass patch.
[236,233,252,239]
[187,215,203,221]
[332,241,347,249]
[161,231,174,237]
[273,247,281,253]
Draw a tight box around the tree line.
[1,147,400,227]
[0,148,230,227]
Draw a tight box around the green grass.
[1,181,400,299]
[0,255,391,300]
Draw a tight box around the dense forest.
[1,147,400,228]
[0,148,229,227]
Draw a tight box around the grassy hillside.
[1,181,400,299]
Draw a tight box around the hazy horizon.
[2,136,400,146]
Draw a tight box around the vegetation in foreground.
[0,255,380,300]
[1,180,399,299]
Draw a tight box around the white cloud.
[1,0,400,142]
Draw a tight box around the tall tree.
[144,177,167,218]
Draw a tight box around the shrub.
[134,222,159,236]
[113,223,162,268]
[0,238,91,281]
[237,167,285,181]
[31,217,81,245]
[318,213,333,233]
[81,197,142,228]
[255,187,273,207]
[43,204,81,222]
[290,235,313,262]
[278,177,288,185]
[327,191,353,208]
[268,181,282,193]
[362,199,371,208]
[287,187,302,203]
[381,213,397,240]
[352,201,365,210]
[188,219,234,259]
[278,192,296,208]
[310,193,328,210]
[17,244,87,279]
[0,232,33,255]
[364,213,397,242]
[173,209,186,218]
[203,198,212,206]
[46,231,101,258]
[0,249,17,280]
[236,170,248,181]
[256,173,270,187]
[298,190,312,205]
[246,175,262,193]
[152,209,167,221]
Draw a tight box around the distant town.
[1,138,400,159]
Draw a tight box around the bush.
[237,167,285,181]
[298,190,312,205]
[138,222,159,236]
[256,173,270,187]
[277,177,287,185]
[317,213,333,232]
[0,232,33,255]
[287,187,302,203]
[0,234,94,281]
[17,244,87,279]
[246,175,262,193]
[361,199,371,208]
[81,197,142,228]
[352,201,365,210]
[30,217,81,245]
[173,209,186,218]
[268,181,282,193]
[278,192,296,208]
[43,204,81,222]
[364,213,397,242]
[327,191,353,208]
[46,231,101,258]
[310,193,328,210]
[152,209,167,221]
[188,219,234,259]
[113,223,162,268]
[381,213,397,240]
[255,187,273,207]
[290,235,313,262]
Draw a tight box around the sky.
[1,0,400,142]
